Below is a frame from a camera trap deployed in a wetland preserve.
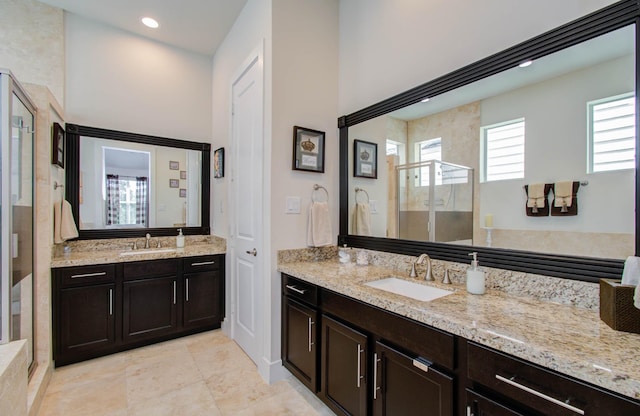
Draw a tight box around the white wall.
[64,13,212,141]
[338,0,618,115]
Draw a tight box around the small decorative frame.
[169,161,179,170]
[179,188,187,198]
[354,139,377,179]
[180,170,187,180]
[292,126,325,173]
[169,179,179,188]
[214,147,224,178]
[52,122,65,168]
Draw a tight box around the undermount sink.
[364,277,453,302]
[120,248,176,256]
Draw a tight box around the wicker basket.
[599,279,640,334]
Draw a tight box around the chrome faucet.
[411,253,434,281]
[145,233,151,249]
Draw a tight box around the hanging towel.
[352,202,372,236]
[307,201,332,247]
[526,183,546,209]
[554,181,573,208]
[54,199,79,244]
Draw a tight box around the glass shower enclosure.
[396,160,473,244]
[0,70,35,372]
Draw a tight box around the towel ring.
[355,187,370,204]
[312,184,329,202]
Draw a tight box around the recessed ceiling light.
[420,98,430,103]
[518,60,533,68]
[141,17,159,29]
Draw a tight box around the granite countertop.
[277,259,640,401]
[51,237,226,268]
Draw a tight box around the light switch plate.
[370,200,378,214]
[285,196,301,214]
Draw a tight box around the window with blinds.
[588,93,635,173]
[481,119,525,182]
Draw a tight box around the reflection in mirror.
[79,137,202,229]
[348,25,635,259]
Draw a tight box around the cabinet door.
[283,298,318,392]
[58,283,115,362]
[372,341,453,416]
[183,270,222,330]
[321,315,367,416]
[466,390,527,416]
[123,276,177,343]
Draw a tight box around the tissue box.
[599,279,640,334]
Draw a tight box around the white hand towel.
[526,183,545,209]
[307,201,332,247]
[351,202,372,236]
[635,282,640,309]
[54,200,79,244]
[621,256,640,286]
[554,181,573,208]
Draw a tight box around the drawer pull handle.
[285,285,306,295]
[373,353,381,399]
[186,278,189,302]
[173,281,177,305]
[109,289,113,316]
[356,344,365,388]
[308,318,314,352]
[71,271,107,279]
[191,261,215,266]
[412,358,432,373]
[495,374,585,415]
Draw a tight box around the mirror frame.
[338,0,639,282]
[65,123,211,239]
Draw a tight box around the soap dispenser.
[176,228,185,248]
[466,252,485,295]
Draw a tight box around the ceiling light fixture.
[141,17,159,29]
[518,60,533,68]
[420,98,430,103]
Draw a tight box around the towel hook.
[53,181,64,190]
[312,184,329,202]
[355,187,370,204]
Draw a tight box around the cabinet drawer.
[467,341,640,415]
[282,274,318,307]
[59,264,116,288]
[124,259,178,280]
[183,255,220,273]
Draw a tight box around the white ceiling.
[37,0,248,56]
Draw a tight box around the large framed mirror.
[65,124,211,239]
[338,0,639,282]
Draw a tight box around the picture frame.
[214,147,224,178]
[52,122,65,168]
[169,160,179,170]
[179,188,187,198]
[354,139,377,179]
[169,179,179,188]
[180,171,187,180]
[292,126,325,173]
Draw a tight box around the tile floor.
[38,330,335,415]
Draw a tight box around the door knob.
[246,248,257,256]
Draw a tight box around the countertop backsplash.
[278,246,599,311]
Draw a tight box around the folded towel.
[554,181,573,208]
[352,202,372,236]
[54,199,79,244]
[621,256,640,286]
[526,183,546,209]
[307,201,332,247]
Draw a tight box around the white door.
[230,47,264,365]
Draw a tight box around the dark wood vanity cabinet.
[466,341,640,416]
[282,275,319,392]
[281,274,456,416]
[53,254,224,366]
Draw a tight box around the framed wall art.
[169,160,179,170]
[292,126,325,173]
[169,179,179,188]
[52,122,65,168]
[354,139,377,179]
[214,147,224,178]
